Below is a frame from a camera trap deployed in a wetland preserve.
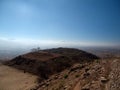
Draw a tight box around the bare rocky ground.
[73,58,120,90]
[109,59,120,90]
[33,58,120,90]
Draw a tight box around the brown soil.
[0,63,38,90]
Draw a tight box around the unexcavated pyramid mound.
[5,48,99,79]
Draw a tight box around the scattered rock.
[70,64,84,72]
[82,83,90,90]
[42,85,46,88]
[46,82,49,86]
[83,72,90,78]
[64,86,68,89]
[54,75,59,79]
[30,89,37,90]
[85,68,89,72]
[100,77,108,83]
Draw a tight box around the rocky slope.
[109,59,120,90]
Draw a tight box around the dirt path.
[0,63,38,90]
[73,81,81,90]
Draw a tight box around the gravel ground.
[109,59,120,90]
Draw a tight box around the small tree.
[37,47,40,51]
[31,47,41,52]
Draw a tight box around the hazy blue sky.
[0,0,120,49]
